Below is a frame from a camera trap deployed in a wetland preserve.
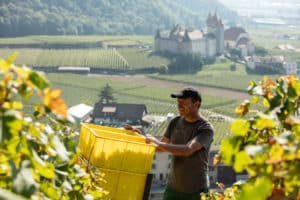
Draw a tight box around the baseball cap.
[171,87,202,102]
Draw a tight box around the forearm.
[148,136,202,156]
[157,142,193,156]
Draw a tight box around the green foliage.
[254,46,268,56]
[229,63,236,71]
[246,64,285,75]
[98,84,116,103]
[229,48,241,61]
[168,54,203,74]
[0,55,103,199]
[216,76,300,199]
[158,64,168,74]
[0,0,238,37]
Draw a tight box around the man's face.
[177,98,199,117]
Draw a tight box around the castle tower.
[206,12,224,54]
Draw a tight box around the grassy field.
[0,47,170,69]
[118,48,171,68]
[45,73,236,144]
[0,48,130,69]
[149,58,279,92]
[0,35,153,46]
[47,73,238,112]
[247,26,300,48]
[247,25,300,62]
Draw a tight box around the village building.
[151,150,172,185]
[224,27,255,57]
[91,102,148,126]
[68,103,93,129]
[154,13,224,58]
[246,55,298,74]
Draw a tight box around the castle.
[154,13,225,58]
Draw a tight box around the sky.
[218,0,300,18]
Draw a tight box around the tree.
[168,53,203,74]
[206,76,300,200]
[158,64,168,74]
[0,54,103,199]
[229,63,236,71]
[98,83,116,103]
[255,46,268,56]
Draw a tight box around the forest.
[0,0,238,37]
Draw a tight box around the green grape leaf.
[31,150,55,179]
[220,136,242,165]
[238,176,272,200]
[234,151,252,173]
[28,71,49,90]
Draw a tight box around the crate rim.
[81,123,157,147]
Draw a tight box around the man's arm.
[153,136,170,152]
[147,136,203,156]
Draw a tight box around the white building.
[154,13,224,58]
[224,27,255,57]
[68,103,93,129]
[283,60,298,74]
[151,150,172,185]
[246,55,298,74]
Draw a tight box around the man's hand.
[124,124,134,131]
[145,136,161,145]
[123,124,143,135]
[146,136,166,152]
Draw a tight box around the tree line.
[0,0,238,37]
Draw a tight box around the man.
[146,87,214,200]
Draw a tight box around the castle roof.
[178,30,204,40]
[206,12,223,27]
[205,33,216,39]
[224,27,246,41]
[236,37,249,46]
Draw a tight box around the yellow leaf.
[251,95,259,104]
[263,98,270,108]
[291,78,300,96]
[14,66,29,79]
[43,89,62,106]
[296,149,300,159]
[49,98,68,118]
[2,101,23,110]
[254,116,276,130]
[231,119,250,136]
[0,59,10,72]
[42,89,68,118]
[7,52,18,64]
[4,73,13,81]
[266,143,284,164]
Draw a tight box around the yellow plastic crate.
[78,123,156,174]
[99,168,147,200]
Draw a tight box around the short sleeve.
[196,128,214,150]
[164,116,180,139]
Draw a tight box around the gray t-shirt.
[164,116,214,193]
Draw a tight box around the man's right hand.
[124,124,134,131]
[124,124,143,135]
